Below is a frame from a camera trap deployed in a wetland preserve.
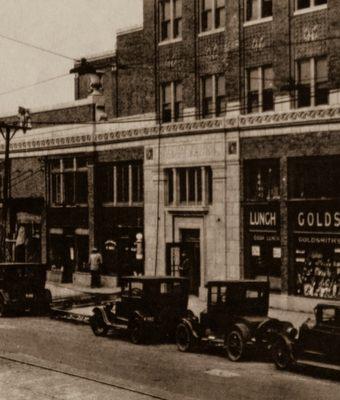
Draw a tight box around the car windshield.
[321,307,336,324]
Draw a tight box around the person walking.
[89,247,102,288]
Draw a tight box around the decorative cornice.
[2,106,340,155]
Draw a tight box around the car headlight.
[286,326,298,339]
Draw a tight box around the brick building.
[1,0,340,310]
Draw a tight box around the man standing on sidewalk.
[89,247,102,288]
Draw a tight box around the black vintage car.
[176,280,296,361]
[272,303,340,371]
[89,276,190,344]
[0,263,52,316]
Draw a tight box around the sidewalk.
[46,282,120,301]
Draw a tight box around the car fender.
[228,322,251,342]
[180,317,200,339]
[0,290,10,305]
[256,319,297,344]
[273,333,295,355]
[92,306,111,326]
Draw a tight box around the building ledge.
[166,206,210,216]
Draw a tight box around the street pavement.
[0,317,339,400]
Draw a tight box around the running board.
[298,359,340,372]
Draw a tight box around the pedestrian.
[89,247,102,288]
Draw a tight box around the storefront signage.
[291,202,340,233]
[245,204,280,231]
[249,211,277,227]
[296,211,340,229]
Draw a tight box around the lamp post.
[0,107,31,261]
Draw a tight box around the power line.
[0,32,77,61]
[0,73,70,97]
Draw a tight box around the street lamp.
[0,107,31,261]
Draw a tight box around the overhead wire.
[0,32,77,61]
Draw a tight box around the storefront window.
[289,157,340,199]
[50,157,88,206]
[98,161,144,205]
[244,159,280,201]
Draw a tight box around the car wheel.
[226,329,245,361]
[176,323,195,352]
[130,322,144,345]
[272,339,294,370]
[90,316,108,337]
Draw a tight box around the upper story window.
[296,0,327,10]
[98,161,143,205]
[246,0,272,21]
[160,0,182,41]
[165,167,213,206]
[244,159,280,201]
[296,57,328,108]
[161,81,183,123]
[50,158,88,206]
[247,66,274,113]
[200,0,225,32]
[201,74,226,118]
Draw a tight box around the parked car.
[175,280,296,361]
[0,262,52,317]
[89,276,190,344]
[272,303,340,371]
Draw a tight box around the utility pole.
[0,107,31,261]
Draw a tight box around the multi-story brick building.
[1,0,340,310]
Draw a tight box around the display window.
[290,201,340,299]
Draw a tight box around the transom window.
[247,66,274,113]
[201,74,226,118]
[161,81,183,123]
[165,167,213,206]
[200,0,225,32]
[244,159,280,201]
[246,0,272,21]
[50,158,88,206]
[98,161,143,205]
[296,0,327,10]
[160,0,182,41]
[296,57,328,108]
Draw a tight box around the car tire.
[130,322,144,345]
[176,323,195,352]
[272,338,295,370]
[89,315,108,337]
[226,329,245,361]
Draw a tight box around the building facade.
[1,0,340,309]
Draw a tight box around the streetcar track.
[0,353,171,400]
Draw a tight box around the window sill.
[243,16,273,27]
[198,27,225,38]
[50,204,88,208]
[294,4,327,16]
[158,37,182,46]
[101,202,143,207]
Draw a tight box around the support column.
[87,159,98,252]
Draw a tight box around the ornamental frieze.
[2,106,340,154]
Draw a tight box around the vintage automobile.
[175,280,296,361]
[89,276,190,344]
[0,262,52,317]
[272,303,340,371]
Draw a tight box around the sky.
[0,0,143,116]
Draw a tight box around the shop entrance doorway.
[166,229,200,296]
